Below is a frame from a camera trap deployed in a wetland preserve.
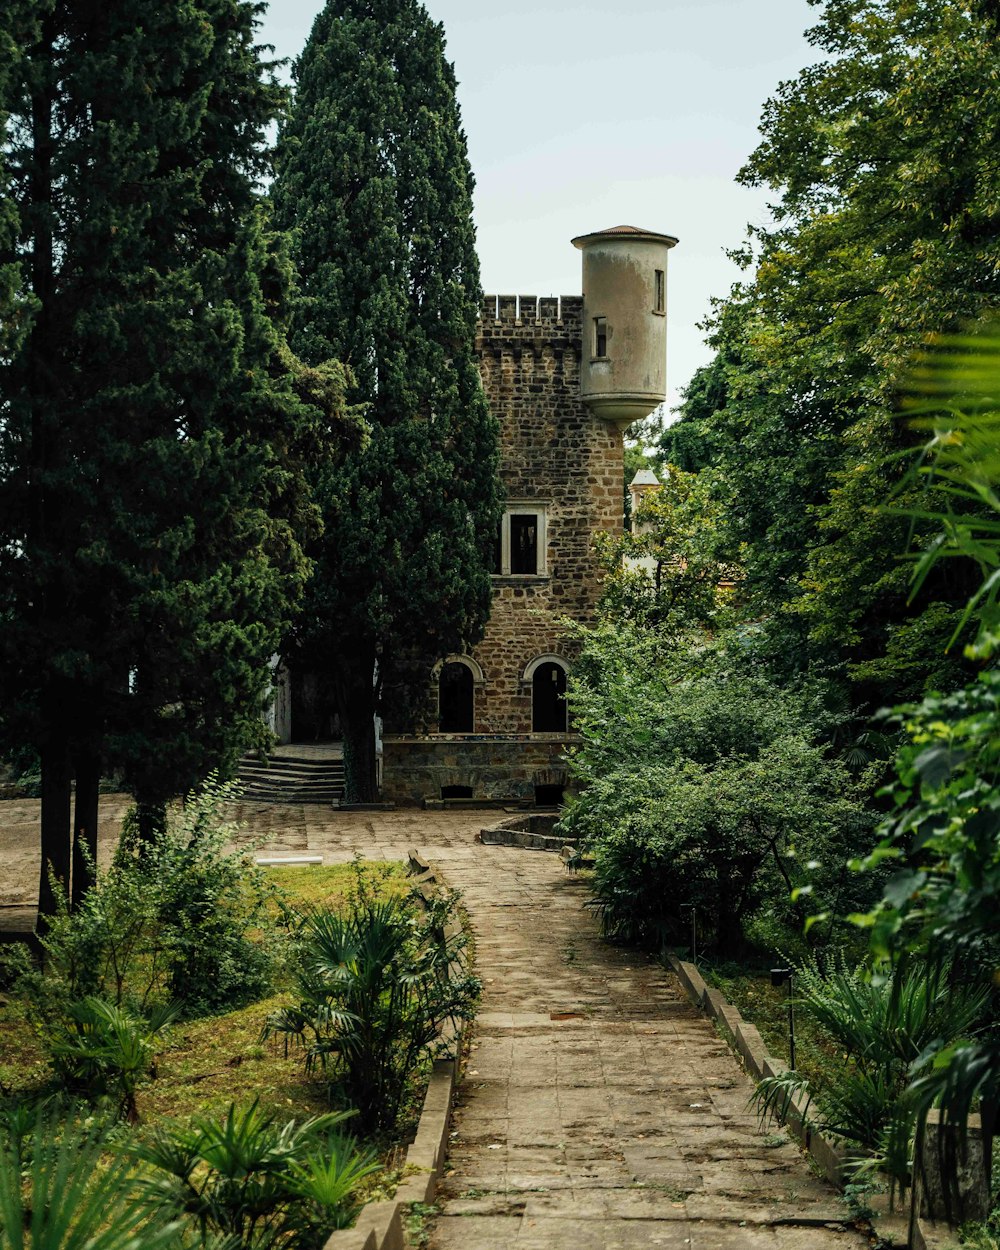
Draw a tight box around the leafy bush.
[37,776,282,1018]
[264,866,479,1134]
[752,957,988,1189]
[560,624,875,953]
[135,1099,378,1248]
[0,1100,181,1250]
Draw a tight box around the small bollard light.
[680,903,698,965]
[770,967,796,1070]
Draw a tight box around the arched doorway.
[438,661,474,732]
[531,660,568,733]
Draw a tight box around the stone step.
[240,763,345,782]
[236,751,345,805]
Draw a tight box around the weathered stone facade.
[382,227,677,804]
[473,294,624,730]
[382,295,625,802]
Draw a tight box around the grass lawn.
[0,862,410,1135]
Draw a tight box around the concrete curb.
[667,952,853,1190]
[321,852,469,1250]
[666,952,953,1248]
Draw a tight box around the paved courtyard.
[1,798,870,1248]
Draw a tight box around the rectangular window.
[510,513,538,575]
[593,316,607,358]
[493,504,547,576]
[654,269,665,313]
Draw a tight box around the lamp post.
[771,967,796,1070]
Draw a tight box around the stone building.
[380,224,677,804]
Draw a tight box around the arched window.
[531,660,568,733]
[439,661,474,733]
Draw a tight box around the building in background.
[380,225,677,805]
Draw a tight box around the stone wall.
[382,294,623,802]
[381,735,575,805]
[468,294,623,733]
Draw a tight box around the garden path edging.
[667,952,856,1188]
[666,952,953,1250]
[320,851,468,1250]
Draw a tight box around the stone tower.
[381,225,677,804]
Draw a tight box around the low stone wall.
[381,735,573,805]
[479,812,577,853]
[667,953,985,1249]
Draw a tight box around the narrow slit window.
[593,316,607,358]
[654,269,665,313]
[510,513,538,575]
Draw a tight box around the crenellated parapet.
[477,295,582,364]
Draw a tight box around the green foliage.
[264,865,479,1134]
[271,0,502,799]
[593,464,735,634]
[560,625,874,953]
[44,998,177,1124]
[36,779,283,1019]
[674,0,999,710]
[899,323,1000,656]
[852,322,1000,1135]
[0,1100,181,1250]
[752,958,987,1189]
[0,0,354,910]
[135,1099,378,1248]
[657,359,726,473]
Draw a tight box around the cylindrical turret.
[572,224,678,431]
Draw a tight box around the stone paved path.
[1,800,871,1247]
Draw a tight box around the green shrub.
[560,628,874,954]
[135,1099,378,1247]
[264,866,479,1135]
[45,997,177,1123]
[0,1100,181,1250]
[752,957,988,1189]
[37,776,283,1018]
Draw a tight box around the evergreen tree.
[272,0,501,801]
[0,1,351,916]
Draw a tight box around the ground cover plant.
[0,787,458,1246]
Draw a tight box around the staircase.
[237,749,345,805]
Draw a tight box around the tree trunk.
[31,17,67,936]
[333,644,378,804]
[38,732,71,927]
[71,750,101,908]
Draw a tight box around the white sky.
[258,0,820,412]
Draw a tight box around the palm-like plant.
[901,322,1000,655]
[45,997,177,1122]
[264,878,478,1134]
[751,958,988,1189]
[859,321,1000,1144]
[0,1101,181,1250]
[134,1099,378,1249]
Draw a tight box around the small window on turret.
[654,269,665,313]
[593,316,607,358]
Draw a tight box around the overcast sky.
[258,0,821,412]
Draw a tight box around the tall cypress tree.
[272,0,502,801]
[0,0,351,915]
